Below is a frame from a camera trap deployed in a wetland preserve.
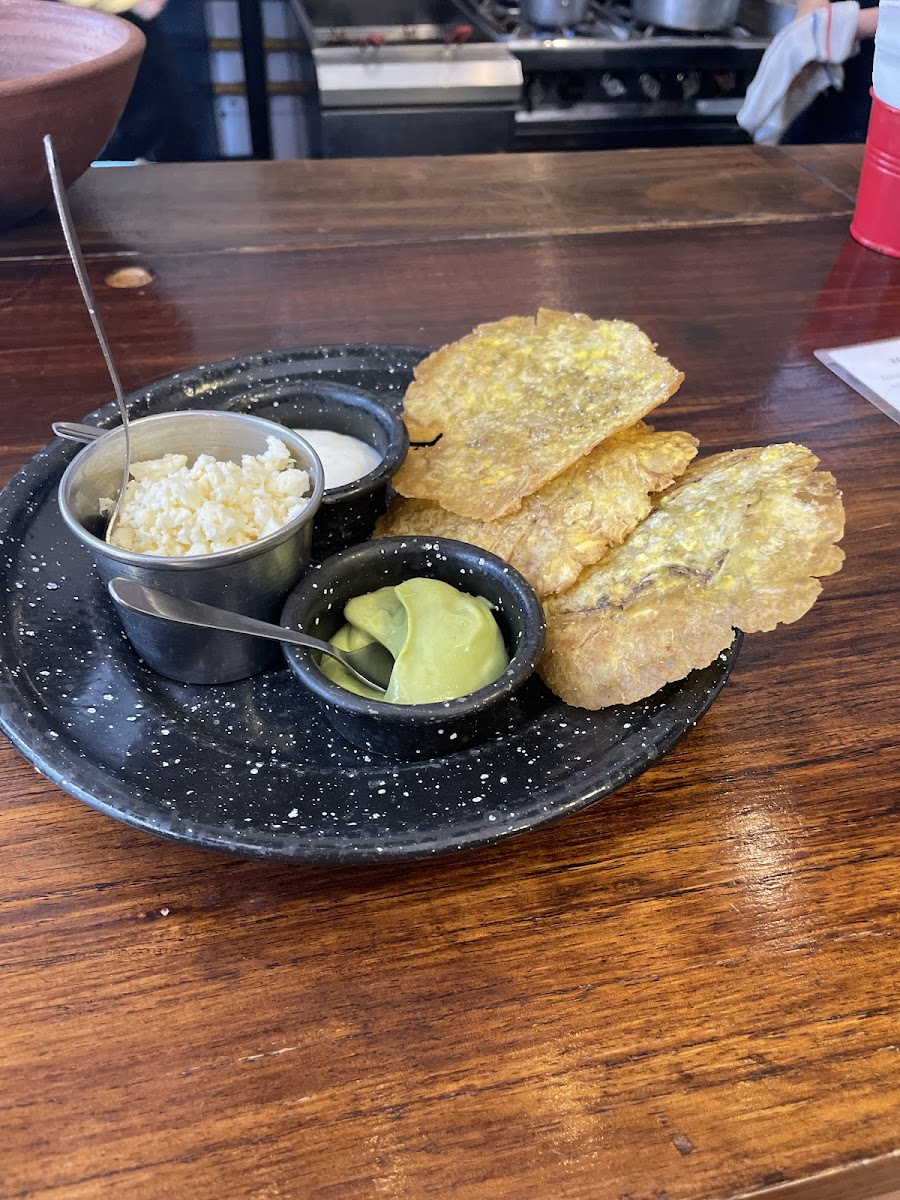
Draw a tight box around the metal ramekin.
[58,410,325,684]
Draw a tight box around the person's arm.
[857,5,880,36]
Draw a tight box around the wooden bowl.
[0,0,145,230]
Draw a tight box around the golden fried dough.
[377,423,699,597]
[540,444,845,709]
[393,309,684,520]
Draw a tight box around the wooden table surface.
[1,146,898,1200]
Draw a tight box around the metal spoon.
[52,421,106,445]
[108,578,395,695]
[44,134,132,546]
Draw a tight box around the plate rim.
[0,633,741,863]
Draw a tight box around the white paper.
[815,337,900,425]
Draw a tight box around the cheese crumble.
[101,436,311,556]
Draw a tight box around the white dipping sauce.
[295,427,383,489]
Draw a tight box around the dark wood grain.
[781,144,864,201]
[0,145,857,263]
[0,148,898,1200]
[2,218,897,461]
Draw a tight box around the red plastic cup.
[850,91,900,259]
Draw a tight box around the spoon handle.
[43,134,132,533]
[52,421,105,444]
[43,137,127,406]
[108,578,336,656]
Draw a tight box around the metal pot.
[520,0,590,28]
[737,0,794,35]
[631,0,740,31]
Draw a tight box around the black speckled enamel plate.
[0,345,741,864]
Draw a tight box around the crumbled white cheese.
[102,436,311,556]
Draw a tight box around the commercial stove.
[296,0,769,155]
[491,0,770,149]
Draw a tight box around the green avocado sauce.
[320,577,509,704]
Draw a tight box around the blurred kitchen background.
[154,0,795,160]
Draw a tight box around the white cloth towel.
[737,1,861,144]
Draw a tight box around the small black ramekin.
[280,536,546,759]
[245,381,408,559]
